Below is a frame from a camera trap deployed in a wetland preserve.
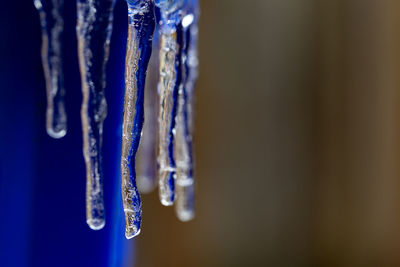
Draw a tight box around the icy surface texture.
[174,0,199,221]
[33,0,199,237]
[136,35,159,194]
[34,0,67,138]
[155,0,184,34]
[76,0,116,230]
[121,0,155,239]
[156,0,185,206]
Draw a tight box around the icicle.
[156,0,185,206]
[76,0,116,230]
[34,0,67,138]
[174,0,199,222]
[34,0,199,237]
[136,32,159,194]
[121,0,155,239]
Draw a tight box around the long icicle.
[77,0,116,230]
[175,0,199,221]
[156,0,185,206]
[121,0,155,239]
[34,0,67,138]
[136,31,159,194]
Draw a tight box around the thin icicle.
[156,0,185,206]
[136,33,159,194]
[76,0,115,230]
[175,0,199,221]
[34,0,67,138]
[121,0,155,239]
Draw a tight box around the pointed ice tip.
[125,228,141,239]
[87,218,105,230]
[46,127,67,139]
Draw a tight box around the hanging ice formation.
[136,30,159,195]
[155,0,199,220]
[34,0,67,138]
[34,0,199,238]
[174,0,199,222]
[155,0,184,207]
[76,0,116,230]
[121,0,155,239]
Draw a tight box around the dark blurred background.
[2,0,400,266]
[140,0,400,266]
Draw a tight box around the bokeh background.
[2,0,400,266]
[145,0,400,266]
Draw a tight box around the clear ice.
[34,0,67,138]
[174,0,199,222]
[121,0,155,239]
[33,0,199,238]
[155,0,185,206]
[76,0,116,230]
[136,36,159,194]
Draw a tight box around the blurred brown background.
[133,0,400,266]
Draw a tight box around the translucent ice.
[174,0,199,221]
[34,0,67,138]
[33,0,200,238]
[76,0,116,230]
[121,0,155,239]
[156,0,185,206]
[136,36,159,194]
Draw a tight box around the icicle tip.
[87,218,106,230]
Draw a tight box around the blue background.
[0,1,134,266]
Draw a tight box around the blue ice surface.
[77,0,117,229]
[165,23,184,202]
[155,0,199,202]
[182,0,199,180]
[155,0,186,33]
[124,0,155,232]
[182,23,194,179]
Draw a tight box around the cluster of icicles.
[34,0,199,239]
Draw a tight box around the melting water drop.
[76,0,116,230]
[121,0,155,239]
[34,0,67,138]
